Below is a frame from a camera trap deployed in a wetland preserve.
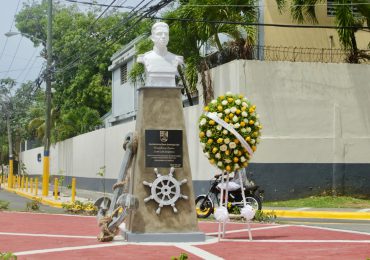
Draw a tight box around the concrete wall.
[20,60,370,200]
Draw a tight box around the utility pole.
[6,112,13,188]
[42,0,53,196]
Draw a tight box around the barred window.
[120,63,127,85]
[327,0,359,17]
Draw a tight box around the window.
[327,0,359,17]
[120,63,128,85]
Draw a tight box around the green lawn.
[264,196,370,208]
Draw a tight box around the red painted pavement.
[1,212,370,259]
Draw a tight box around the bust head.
[150,22,169,50]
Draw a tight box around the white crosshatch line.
[0,223,368,258]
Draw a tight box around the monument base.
[123,231,205,243]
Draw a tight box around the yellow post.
[21,176,24,190]
[18,176,21,189]
[35,177,39,196]
[54,178,58,200]
[8,159,13,188]
[42,155,50,196]
[0,175,2,184]
[71,177,76,203]
[30,178,34,194]
[13,175,16,189]
[26,177,29,193]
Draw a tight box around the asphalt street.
[0,188,65,214]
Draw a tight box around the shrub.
[26,198,41,211]
[0,252,17,259]
[62,201,97,215]
[0,200,9,210]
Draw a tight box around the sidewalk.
[2,182,370,221]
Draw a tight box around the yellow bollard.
[26,177,29,193]
[13,176,16,189]
[54,178,58,200]
[21,176,24,190]
[71,177,76,203]
[35,177,39,196]
[0,175,2,184]
[18,176,21,189]
[30,178,34,194]
[9,159,13,188]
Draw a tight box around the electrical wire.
[0,0,22,64]
[62,0,135,9]
[149,16,370,30]
[16,48,38,81]
[55,0,165,76]
[4,38,23,78]
[90,0,118,28]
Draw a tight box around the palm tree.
[276,0,370,63]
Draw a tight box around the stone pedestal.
[123,87,204,242]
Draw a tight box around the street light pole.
[42,0,53,196]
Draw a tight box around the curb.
[3,187,64,208]
[263,209,370,221]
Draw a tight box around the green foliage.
[0,200,10,210]
[131,0,258,103]
[264,196,370,208]
[276,0,370,62]
[62,200,97,215]
[254,210,276,223]
[15,2,150,141]
[0,252,17,260]
[171,253,188,260]
[26,198,41,211]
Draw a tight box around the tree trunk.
[348,30,359,63]
[200,60,214,105]
[177,66,193,106]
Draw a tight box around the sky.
[0,0,44,89]
[0,0,164,90]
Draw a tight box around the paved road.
[0,188,65,214]
[278,217,370,234]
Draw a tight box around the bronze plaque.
[145,130,183,168]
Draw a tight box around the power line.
[149,16,370,30]
[182,3,370,7]
[55,0,163,75]
[5,38,23,78]
[0,0,22,64]
[62,0,134,9]
[90,0,119,28]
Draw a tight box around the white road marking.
[206,224,290,236]
[221,239,370,243]
[0,232,96,239]
[14,242,126,256]
[0,211,95,218]
[297,225,370,236]
[294,207,312,211]
[176,244,224,260]
[357,208,370,212]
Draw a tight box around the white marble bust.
[137,22,184,87]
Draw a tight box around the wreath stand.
[215,170,254,241]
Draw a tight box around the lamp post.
[4,0,53,196]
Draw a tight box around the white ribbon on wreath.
[205,112,254,156]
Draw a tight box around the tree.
[0,78,16,186]
[276,0,370,63]
[15,1,151,141]
[130,0,258,104]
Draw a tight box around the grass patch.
[0,200,9,210]
[264,196,370,208]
